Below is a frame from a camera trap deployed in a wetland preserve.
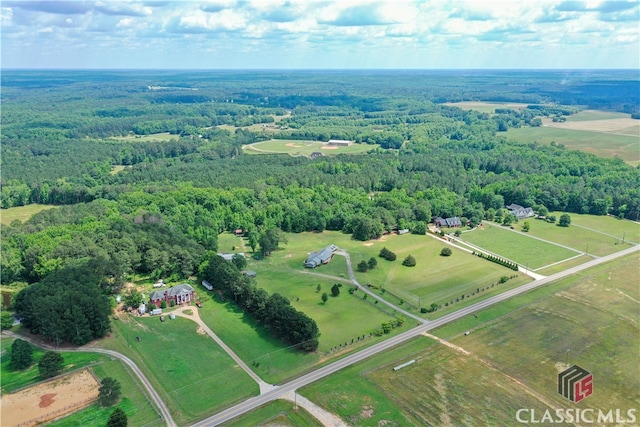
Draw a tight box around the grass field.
[48,357,161,427]
[302,252,639,426]
[0,204,58,225]
[101,315,258,425]
[443,101,530,113]
[243,139,377,156]
[222,399,323,427]
[110,132,178,142]
[460,223,581,269]
[506,126,640,165]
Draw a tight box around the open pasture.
[1,204,58,225]
[460,223,580,269]
[243,139,375,156]
[111,132,178,142]
[506,126,640,165]
[103,315,258,425]
[443,101,530,113]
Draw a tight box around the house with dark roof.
[506,204,535,220]
[304,244,338,268]
[309,152,324,160]
[149,284,195,306]
[434,216,462,228]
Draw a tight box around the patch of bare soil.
[321,145,339,150]
[360,405,375,418]
[196,326,206,335]
[1,369,100,427]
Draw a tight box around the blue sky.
[1,0,639,69]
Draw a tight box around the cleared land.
[460,223,581,269]
[1,369,100,427]
[110,132,178,142]
[302,252,639,426]
[101,315,258,425]
[243,139,376,156]
[443,101,530,113]
[1,204,58,225]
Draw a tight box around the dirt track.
[1,369,99,427]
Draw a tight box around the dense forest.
[2,70,638,346]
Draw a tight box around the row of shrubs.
[473,251,519,270]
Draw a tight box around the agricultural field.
[110,132,178,142]
[0,204,58,225]
[506,125,640,165]
[243,139,376,156]
[460,223,582,269]
[101,315,258,425]
[302,252,639,426]
[443,101,530,113]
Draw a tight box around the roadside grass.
[243,139,376,156]
[505,126,640,165]
[48,357,161,427]
[222,399,323,427]
[299,336,432,426]
[101,315,258,425]
[301,252,639,426]
[0,204,58,225]
[536,254,591,275]
[1,344,104,393]
[460,223,580,269]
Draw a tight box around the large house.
[506,204,535,220]
[434,216,462,228]
[150,284,195,306]
[304,244,338,268]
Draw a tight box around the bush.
[402,255,416,267]
[440,247,452,256]
[160,301,167,309]
[378,247,396,261]
[357,260,369,272]
[331,284,340,297]
[148,303,157,310]
[420,307,428,313]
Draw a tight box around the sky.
[1,0,639,69]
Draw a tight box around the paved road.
[1,331,177,427]
[192,244,639,426]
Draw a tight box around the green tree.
[231,253,247,270]
[107,407,128,427]
[321,292,328,304]
[502,213,516,226]
[402,255,416,267]
[559,214,571,227]
[38,351,64,378]
[357,260,369,272]
[10,339,33,370]
[99,377,122,407]
[367,257,377,270]
[160,300,167,309]
[259,228,286,256]
[331,284,341,297]
[440,247,452,257]
[1,311,14,330]
[123,289,143,309]
[247,230,259,252]
[316,284,321,293]
[522,221,530,232]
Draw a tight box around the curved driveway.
[2,330,176,427]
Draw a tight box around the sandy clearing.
[285,143,302,147]
[321,146,339,150]
[1,369,100,427]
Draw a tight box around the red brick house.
[149,284,195,306]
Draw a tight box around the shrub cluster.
[473,252,518,270]
[379,247,397,261]
[402,255,416,267]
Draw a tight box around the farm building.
[149,284,195,306]
[242,270,257,278]
[201,280,213,291]
[327,139,352,146]
[218,252,245,261]
[434,216,462,227]
[506,204,535,220]
[304,244,338,268]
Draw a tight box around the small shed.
[150,308,162,316]
[169,313,176,320]
[202,280,214,291]
[242,270,257,278]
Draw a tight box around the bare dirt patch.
[362,242,374,246]
[320,145,339,150]
[1,369,100,427]
[196,326,206,335]
[360,405,375,418]
[285,143,302,147]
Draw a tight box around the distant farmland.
[243,139,377,156]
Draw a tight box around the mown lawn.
[0,204,58,225]
[101,315,258,425]
[460,223,580,269]
[222,399,323,427]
